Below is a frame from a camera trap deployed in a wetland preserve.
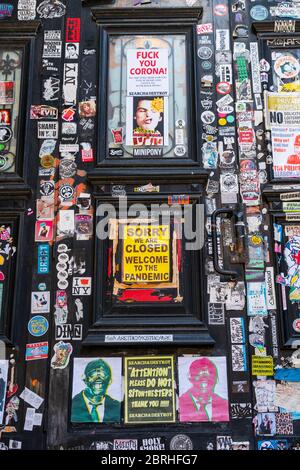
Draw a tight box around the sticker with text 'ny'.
[72,277,92,296]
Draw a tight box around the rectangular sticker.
[25,342,48,361]
[231,344,247,372]
[37,243,50,274]
[265,267,277,310]
[230,317,246,344]
[37,121,59,139]
[252,356,274,376]
[66,18,81,43]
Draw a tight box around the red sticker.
[197,23,213,35]
[0,109,10,125]
[216,82,231,95]
[62,107,75,122]
[168,195,190,205]
[81,148,94,162]
[66,18,81,43]
[214,4,228,16]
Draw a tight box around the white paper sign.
[127,49,169,97]
[20,387,44,410]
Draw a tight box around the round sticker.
[201,111,215,124]
[202,61,212,70]
[40,180,54,197]
[57,270,68,280]
[175,119,185,128]
[56,261,68,272]
[170,435,193,451]
[216,82,231,95]
[0,127,12,143]
[57,244,68,253]
[293,318,300,333]
[28,316,49,337]
[197,46,213,60]
[38,283,47,291]
[0,151,15,172]
[260,58,270,72]
[227,115,235,124]
[40,154,55,169]
[214,4,228,16]
[274,55,300,79]
[251,235,263,245]
[59,184,74,201]
[218,118,227,126]
[174,145,186,157]
[58,279,69,290]
[58,253,69,263]
[250,5,268,21]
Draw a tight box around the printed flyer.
[125,356,175,424]
[127,48,169,97]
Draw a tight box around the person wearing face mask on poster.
[71,359,121,423]
[179,357,229,422]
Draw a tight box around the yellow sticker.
[252,356,274,376]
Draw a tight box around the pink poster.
[178,356,229,422]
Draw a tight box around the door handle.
[211,208,240,279]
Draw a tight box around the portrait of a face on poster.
[125,356,176,424]
[0,360,8,425]
[126,96,168,147]
[178,356,229,422]
[127,48,169,97]
[71,357,122,424]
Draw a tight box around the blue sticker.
[0,4,13,19]
[37,243,50,274]
[258,440,288,450]
[274,368,300,382]
[250,5,268,21]
[28,316,49,337]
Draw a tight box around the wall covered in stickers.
[0,0,300,451]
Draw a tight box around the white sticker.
[63,63,78,106]
[20,387,44,410]
[250,43,262,94]
[265,267,277,310]
[72,277,92,296]
[216,29,230,51]
[38,121,59,139]
[24,408,35,431]
[43,41,62,59]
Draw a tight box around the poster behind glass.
[270,49,300,178]
[0,48,23,173]
[107,35,188,159]
[105,216,184,306]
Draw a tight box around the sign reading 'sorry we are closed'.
[122,224,171,284]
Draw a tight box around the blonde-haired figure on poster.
[178,357,229,422]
